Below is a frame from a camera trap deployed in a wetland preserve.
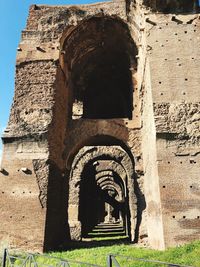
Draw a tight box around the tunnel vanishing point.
[0,0,200,252]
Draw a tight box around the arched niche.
[60,15,137,120]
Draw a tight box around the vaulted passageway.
[79,158,127,238]
[68,145,137,244]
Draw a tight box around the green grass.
[2,241,200,267]
[46,240,200,267]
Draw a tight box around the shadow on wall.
[43,160,71,252]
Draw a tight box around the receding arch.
[64,134,134,170]
[99,181,123,201]
[68,145,137,242]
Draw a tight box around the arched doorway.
[68,145,137,242]
[79,159,127,239]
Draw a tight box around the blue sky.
[0,0,108,160]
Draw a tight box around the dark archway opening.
[78,48,133,119]
[62,16,137,120]
[67,143,138,248]
[78,157,129,243]
[79,163,105,236]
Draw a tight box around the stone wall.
[0,0,199,252]
[145,12,200,247]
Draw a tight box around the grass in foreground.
[1,240,199,267]
[46,240,200,267]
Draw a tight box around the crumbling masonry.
[0,0,200,252]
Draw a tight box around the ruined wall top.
[18,0,127,47]
[21,0,200,44]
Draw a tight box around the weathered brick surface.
[0,0,199,252]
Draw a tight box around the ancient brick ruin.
[0,0,200,252]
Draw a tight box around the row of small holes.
[166,161,197,164]
[9,216,26,219]
[157,23,197,27]
[156,39,195,43]
[164,58,195,61]
[160,92,186,96]
[159,78,188,84]
[1,191,32,194]
[162,185,196,189]
[172,216,199,219]
[18,47,57,52]
[173,30,196,34]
